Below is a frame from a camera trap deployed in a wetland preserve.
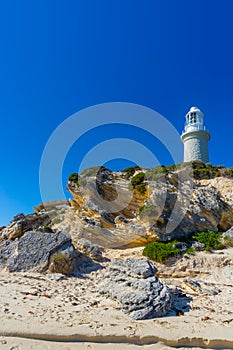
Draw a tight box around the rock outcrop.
[98,258,172,320]
[1,163,233,248]
[62,164,233,246]
[0,230,77,274]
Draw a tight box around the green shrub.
[135,183,147,195]
[190,162,229,180]
[68,172,79,184]
[122,165,141,179]
[185,247,195,255]
[143,242,179,263]
[139,205,145,215]
[226,168,233,178]
[193,231,224,251]
[131,172,145,187]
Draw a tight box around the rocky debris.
[77,238,104,261]
[100,211,116,228]
[96,166,114,183]
[184,278,221,295]
[33,200,69,212]
[12,213,25,221]
[98,258,172,320]
[223,226,233,244]
[191,241,206,251]
[157,249,233,279]
[0,230,77,274]
[1,213,52,240]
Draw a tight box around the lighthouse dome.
[189,106,203,114]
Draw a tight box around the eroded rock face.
[0,230,77,274]
[1,213,52,240]
[1,165,233,248]
[98,258,172,320]
[64,168,233,246]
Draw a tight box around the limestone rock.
[222,226,233,244]
[1,213,52,240]
[191,241,206,251]
[77,238,104,261]
[184,278,221,295]
[98,258,171,320]
[0,230,77,274]
[64,165,233,246]
[48,242,77,274]
[2,165,233,249]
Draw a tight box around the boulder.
[98,258,171,320]
[77,238,104,261]
[0,230,77,274]
[222,226,233,244]
[191,241,206,251]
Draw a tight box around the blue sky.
[0,0,233,226]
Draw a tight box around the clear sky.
[0,0,233,226]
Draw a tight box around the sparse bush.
[226,168,233,178]
[68,172,79,184]
[193,231,224,251]
[135,183,147,195]
[143,241,179,263]
[185,247,195,255]
[131,172,145,187]
[122,165,141,179]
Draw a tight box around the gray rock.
[1,213,52,240]
[173,242,188,252]
[99,258,171,320]
[191,241,206,251]
[0,230,77,273]
[77,238,103,261]
[222,227,233,243]
[12,213,25,222]
[184,278,221,295]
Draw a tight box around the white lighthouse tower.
[181,107,210,163]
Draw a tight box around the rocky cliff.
[1,162,232,249]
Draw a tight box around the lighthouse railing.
[182,124,209,133]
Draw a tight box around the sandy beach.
[0,246,233,349]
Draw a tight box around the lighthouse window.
[189,112,196,123]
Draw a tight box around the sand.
[0,247,233,350]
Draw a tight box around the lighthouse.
[181,107,210,163]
